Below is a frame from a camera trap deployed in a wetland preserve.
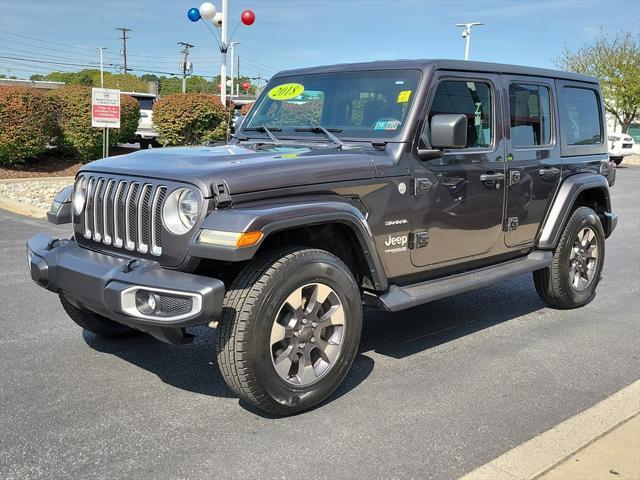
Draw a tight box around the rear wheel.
[139,139,151,149]
[216,248,362,415]
[59,294,138,338]
[533,206,605,309]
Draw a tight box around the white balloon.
[226,79,232,87]
[199,2,216,20]
[213,12,223,27]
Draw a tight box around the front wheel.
[610,156,623,165]
[533,206,605,309]
[216,248,362,415]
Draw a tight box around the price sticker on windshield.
[397,90,412,103]
[268,83,305,101]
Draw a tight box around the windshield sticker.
[374,120,401,131]
[268,83,305,101]
[397,90,412,103]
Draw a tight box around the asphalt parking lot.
[1,166,639,480]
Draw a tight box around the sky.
[0,0,639,84]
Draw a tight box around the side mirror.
[47,186,73,225]
[430,113,468,149]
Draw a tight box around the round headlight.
[162,188,200,235]
[178,189,199,227]
[73,177,87,215]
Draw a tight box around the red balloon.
[241,10,255,26]
[242,82,250,91]
[217,84,222,91]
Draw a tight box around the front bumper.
[27,234,225,343]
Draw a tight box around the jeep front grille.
[81,176,167,256]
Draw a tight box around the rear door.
[411,72,506,268]
[500,75,561,247]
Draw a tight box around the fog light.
[135,290,159,315]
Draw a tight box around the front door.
[411,73,506,268]
[500,75,562,247]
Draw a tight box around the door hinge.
[409,231,429,249]
[509,170,521,185]
[212,180,233,209]
[504,217,519,231]
[412,178,433,195]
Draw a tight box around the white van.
[122,92,160,149]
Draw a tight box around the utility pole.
[229,42,238,97]
[178,42,194,94]
[220,0,228,106]
[116,27,132,75]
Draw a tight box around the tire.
[59,294,138,338]
[139,139,151,150]
[611,157,623,165]
[533,206,605,309]
[216,248,362,415]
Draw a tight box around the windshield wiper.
[295,126,343,149]
[243,126,282,145]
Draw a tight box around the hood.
[82,144,377,197]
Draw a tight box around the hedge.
[153,93,227,145]
[0,87,57,165]
[47,85,139,161]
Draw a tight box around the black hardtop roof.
[274,59,598,84]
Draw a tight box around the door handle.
[538,167,561,179]
[480,172,505,182]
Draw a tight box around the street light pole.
[98,47,108,158]
[455,22,484,60]
[220,0,228,106]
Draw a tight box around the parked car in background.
[122,92,160,149]
[608,132,635,164]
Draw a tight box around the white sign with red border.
[92,88,121,128]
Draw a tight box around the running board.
[376,251,553,312]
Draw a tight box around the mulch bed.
[0,146,139,179]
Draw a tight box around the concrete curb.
[0,198,47,219]
[0,176,75,184]
[459,380,640,480]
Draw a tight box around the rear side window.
[560,87,602,146]
[509,84,552,147]
[429,80,493,148]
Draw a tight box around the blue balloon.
[187,8,201,22]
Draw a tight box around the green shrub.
[0,87,57,165]
[47,86,139,161]
[153,93,228,145]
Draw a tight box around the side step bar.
[375,251,553,312]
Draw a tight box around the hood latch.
[212,180,233,209]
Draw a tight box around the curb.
[0,176,75,184]
[460,380,640,480]
[0,198,47,218]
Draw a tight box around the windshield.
[135,98,154,110]
[243,69,422,140]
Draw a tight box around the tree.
[555,31,640,133]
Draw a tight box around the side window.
[426,80,493,149]
[509,84,552,147]
[560,87,602,146]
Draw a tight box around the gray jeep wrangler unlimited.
[27,60,617,415]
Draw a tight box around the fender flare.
[537,173,613,249]
[188,198,388,291]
